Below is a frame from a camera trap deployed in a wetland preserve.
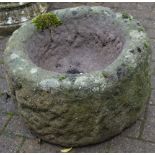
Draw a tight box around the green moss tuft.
[102,72,110,78]
[59,76,66,81]
[7,112,14,116]
[122,12,132,20]
[144,42,149,49]
[138,27,144,32]
[32,12,62,30]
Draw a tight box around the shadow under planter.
[4,6,151,147]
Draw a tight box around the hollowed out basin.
[4,6,151,147]
[0,2,47,36]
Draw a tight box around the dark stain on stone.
[130,49,134,53]
[117,67,126,80]
[56,63,62,68]
[137,47,142,53]
[137,22,142,26]
[66,68,81,74]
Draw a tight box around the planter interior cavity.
[4,6,151,147]
[26,14,124,73]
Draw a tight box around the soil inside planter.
[26,15,124,74]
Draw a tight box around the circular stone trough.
[4,6,151,147]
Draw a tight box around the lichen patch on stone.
[39,79,60,90]
[74,76,89,88]
[129,30,146,40]
[10,53,19,60]
[18,67,23,70]
[30,68,38,74]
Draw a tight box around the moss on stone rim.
[32,12,62,30]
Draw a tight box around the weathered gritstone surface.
[3,6,151,147]
[1,2,155,152]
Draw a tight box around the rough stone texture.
[0,2,155,153]
[0,3,48,36]
[4,6,151,147]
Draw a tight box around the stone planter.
[0,2,47,36]
[4,6,151,147]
